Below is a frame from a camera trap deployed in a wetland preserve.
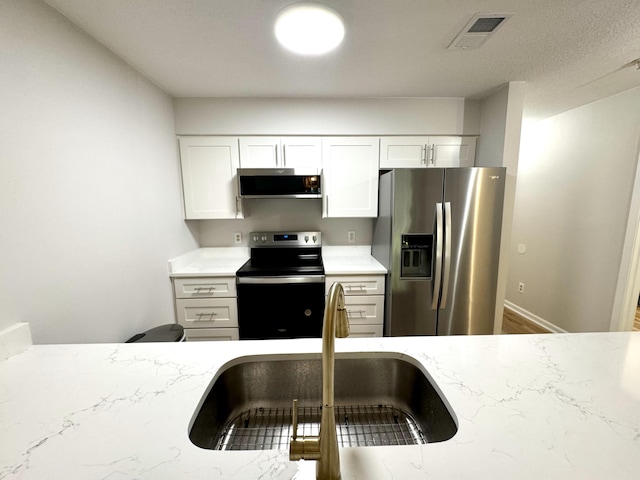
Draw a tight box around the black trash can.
[125,324,185,343]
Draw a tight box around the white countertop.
[168,246,387,277]
[322,246,387,275]
[168,247,249,277]
[2,332,639,479]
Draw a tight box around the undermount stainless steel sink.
[189,352,457,451]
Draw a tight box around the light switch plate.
[234,232,242,244]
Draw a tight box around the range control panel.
[249,231,322,248]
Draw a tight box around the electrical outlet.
[518,282,525,294]
[347,231,356,243]
[233,232,242,244]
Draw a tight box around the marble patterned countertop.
[2,332,639,479]
[168,246,387,277]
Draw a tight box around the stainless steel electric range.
[235,231,325,340]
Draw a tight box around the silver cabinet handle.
[432,202,443,310]
[428,144,435,166]
[421,145,427,165]
[195,312,218,320]
[194,286,215,291]
[440,202,452,309]
[282,144,286,167]
[346,309,366,317]
[274,144,279,167]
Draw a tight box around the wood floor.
[503,306,640,334]
[502,308,552,334]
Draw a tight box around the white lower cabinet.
[184,328,239,342]
[326,275,385,337]
[172,276,239,341]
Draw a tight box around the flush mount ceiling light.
[275,3,345,55]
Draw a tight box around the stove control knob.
[261,235,267,242]
[304,235,309,243]
[252,235,259,242]
[312,235,317,243]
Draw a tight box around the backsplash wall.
[196,199,374,247]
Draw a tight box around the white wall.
[174,97,481,136]
[477,82,526,333]
[197,199,373,247]
[507,86,640,332]
[0,0,198,343]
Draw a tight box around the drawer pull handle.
[194,286,215,292]
[195,312,218,320]
[346,284,366,290]
[346,309,366,317]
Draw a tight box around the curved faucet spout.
[290,282,349,480]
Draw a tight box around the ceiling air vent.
[448,13,513,50]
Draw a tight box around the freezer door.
[386,169,444,336]
[438,168,506,335]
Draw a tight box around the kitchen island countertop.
[1,332,639,479]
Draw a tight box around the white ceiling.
[43,0,640,118]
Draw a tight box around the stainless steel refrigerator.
[372,168,506,336]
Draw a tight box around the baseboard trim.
[504,301,568,334]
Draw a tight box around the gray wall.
[477,82,526,333]
[507,86,640,332]
[0,0,198,343]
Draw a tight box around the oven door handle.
[237,276,325,285]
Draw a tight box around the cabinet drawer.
[325,275,385,296]
[176,298,238,329]
[341,295,384,325]
[184,328,239,342]
[347,324,383,338]
[174,277,236,298]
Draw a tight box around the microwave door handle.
[440,202,452,309]
[432,203,443,310]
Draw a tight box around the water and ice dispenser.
[400,234,433,278]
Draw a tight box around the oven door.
[237,276,325,340]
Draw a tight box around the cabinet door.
[379,136,428,168]
[322,137,379,218]
[178,137,242,219]
[175,298,238,329]
[430,136,476,168]
[325,275,385,296]
[342,295,384,326]
[239,137,280,168]
[173,277,236,299]
[348,324,383,338]
[281,137,322,168]
[185,328,239,341]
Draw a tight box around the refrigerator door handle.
[432,203,444,310]
[440,202,452,309]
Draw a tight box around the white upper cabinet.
[239,137,321,169]
[322,137,379,218]
[178,136,243,219]
[380,136,476,168]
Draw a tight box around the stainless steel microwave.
[238,168,322,199]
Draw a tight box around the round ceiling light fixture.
[275,3,345,55]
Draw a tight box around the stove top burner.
[236,231,324,278]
